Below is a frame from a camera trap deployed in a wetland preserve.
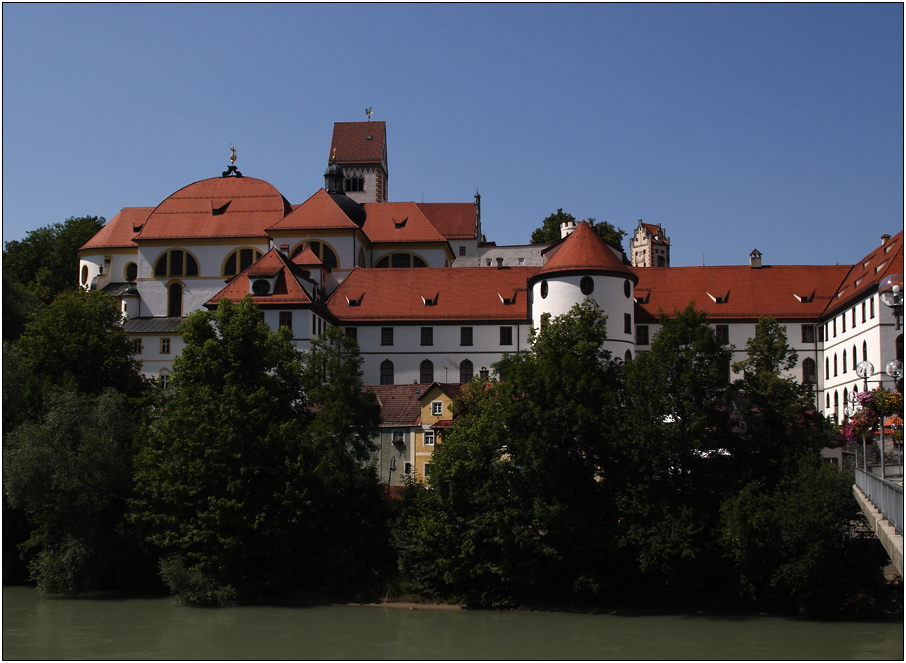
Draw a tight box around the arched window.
[420,360,434,384]
[825,358,829,380]
[843,388,849,409]
[852,345,857,370]
[167,283,183,317]
[155,250,198,278]
[81,265,89,285]
[292,241,338,270]
[459,359,473,383]
[834,354,838,376]
[580,276,594,295]
[625,349,633,362]
[125,262,138,282]
[842,350,847,373]
[374,253,428,269]
[826,393,830,408]
[223,248,262,276]
[863,341,868,362]
[802,358,816,383]
[833,391,839,421]
[159,368,170,390]
[380,360,394,385]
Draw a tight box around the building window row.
[379,358,477,386]
[155,250,199,278]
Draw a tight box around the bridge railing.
[855,468,903,536]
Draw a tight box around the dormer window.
[422,293,439,306]
[346,294,364,307]
[707,291,730,304]
[634,291,650,304]
[212,200,231,216]
[793,291,814,303]
[393,217,408,229]
[498,292,517,305]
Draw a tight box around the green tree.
[395,300,624,606]
[16,289,145,399]
[530,209,627,257]
[730,317,832,487]
[2,273,41,341]
[131,298,386,605]
[3,388,144,594]
[3,215,105,303]
[617,304,736,589]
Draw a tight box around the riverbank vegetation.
[2,229,898,615]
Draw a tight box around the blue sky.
[3,3,903,267]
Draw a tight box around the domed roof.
[137,176,292,240]
[536,221,637,283]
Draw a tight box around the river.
[2,586,902,660]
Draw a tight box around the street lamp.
[855,361,875,471]
[879,274,904,330]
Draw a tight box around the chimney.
[560,220,577,239]
[750,249,763,269]
[882,234,891,245]
[279,243,290,256]
[496,257,504,270]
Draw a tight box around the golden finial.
[331,146,337,163]
[230,144,237,164]
[366,107,372,120]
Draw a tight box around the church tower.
[327,119,388,204]
[629,219,670,268]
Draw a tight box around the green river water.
[2,585,902,660]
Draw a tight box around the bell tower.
[327,116,388,204]
[629,219,670,268]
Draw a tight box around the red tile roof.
[826,231,903,316]
[361,202,449,244]
[642,223,669,245]
[537,222,637,282]
[206,247,319,308]
[268,189,362,231]
[330,121,386,165]
[292,244,323,267]
[634,264,852,322]
[366,384,428,425]
[329,266,540,322]
[136,177,291,240]
[79,207,151,250]
[417,203,477,240]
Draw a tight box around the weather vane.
[365,107,372,121]
[230,144,237,164]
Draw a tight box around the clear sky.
[3,3,903,267]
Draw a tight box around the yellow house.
[415,383,463,483]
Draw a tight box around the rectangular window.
[424,430,435,446]
[279,311,292,330]
[424,463,432,477]
[404,462,411,475]
[345,327,357,341]
[160,337,171,354]
[818,325,825,342]
[459,245,466,257]
[392,430,404,444]
[870,297,875,319]
[715,325,729,344]
[635,325,649,345]
[624,313,632,335]
[518,258,525,266]
[381,327,394,346]
[461,327,473,346]
[133,338,143,355]
[862,302,866,323]
[431,401,443,417]
[801,325,815,344]
[170,250,183,276]
[500,326,513,346]
[421,327,433,346]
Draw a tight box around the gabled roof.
[79,207,152,251]
[417,203,477,240]
[361,202,449,244]
[634,264,852,322]
[537,222,637,282]
[329,266,540,322]
[268,188,363,232]
[366,384,428,426]
[136,177,291,240]
[330,121,386,165]
[206,247,319,309]
[641,222,669,245]
[825,231,904,316]
[292,244,324,267]
[419,382,464,405]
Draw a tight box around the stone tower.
[327,120,388,204]
[629,219,670,268]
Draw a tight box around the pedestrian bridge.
[853,468,903,577]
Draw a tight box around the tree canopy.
[3,215,105,303]
[530,209,627,258]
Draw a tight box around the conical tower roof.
[537,222,637,283]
